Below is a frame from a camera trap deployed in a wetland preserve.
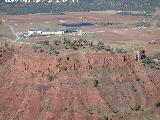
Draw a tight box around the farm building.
[42,29,64,35]
[21,30,42,38]
[20,26,85,38]
[21,28,65,38]
[63,27,78,33]
[28,30,42,35]
[21,32,31,38]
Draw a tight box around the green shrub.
[57,64,67,71]
[156,23,160,27]
[131,105,141,111]
[82,38,88,45]
[153,53,160,60]
[63,38,71,45]
[135,22,151,27]
[96,41,105,50]
[77,38,84,46]
[116,48,124,53]
[54,50,60,55]
[71,40,80,50]
[54,39,61,46]
[105,45,112,51]
[156,101,160,108]
[141,57,153,64]
[37,40,49,46]
[46,73,55,81]
[93,80,99,87]
[112,107,120,113]
[31,72,37,78]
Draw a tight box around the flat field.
[2,11,160,56]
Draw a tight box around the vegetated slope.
[0,45,160,120]
[1,0,160,14]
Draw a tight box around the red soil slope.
[0,46,160,120]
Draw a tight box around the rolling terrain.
[0,0,160,14]
[0,44,160,120]
[0,2,160,120]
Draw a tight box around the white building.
[28,30,42,35]
[21,28,64,38]
[42,29,64,35]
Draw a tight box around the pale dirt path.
[5,23,20,42]
[2,17,20,43]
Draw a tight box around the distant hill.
[0,0,160,15]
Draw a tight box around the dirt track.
[2,12,160,55]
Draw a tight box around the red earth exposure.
[0,45,160,120]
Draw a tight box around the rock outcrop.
[0,46,160,120]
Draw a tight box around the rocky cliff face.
[0,46,160,120]
[11,53,129,73]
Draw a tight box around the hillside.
[0,2,160,119]
[1,0,160,14]
[0,43,160,120]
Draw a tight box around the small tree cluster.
[46,73,55,81]
[54,39,61,46]
[37,40,49,46]
[93,80,99,87]
[96,41,105,50]
[63,38,91,50]
[141,57,153,64]
[156,101,160,108]
[33,41,60,56]
[57,64,67,71]
[116,48,124,53]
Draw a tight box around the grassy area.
[153,53,160,60]
[36,40,49,46]
[0,25,16,40]
[135,22,151,27]
[32,37,139,57]
[141,53,160,70]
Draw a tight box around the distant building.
[63,27,78,33]
[42,29,56,35]
[42,29,64,35]
[77,30,86,35]
[20,27,79,38]
[28,30,42,35]
[21,32,31,38]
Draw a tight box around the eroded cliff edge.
[0,46,160,120]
